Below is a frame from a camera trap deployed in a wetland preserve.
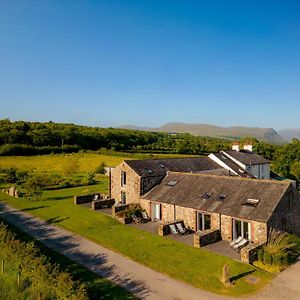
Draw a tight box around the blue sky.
[0,0,299,129]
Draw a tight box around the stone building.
[110,145,296,245]
[111,157,223,204]
[141,172,300,242]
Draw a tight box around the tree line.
[1,119,300,180]
[0,119,231,155]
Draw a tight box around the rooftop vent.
[166,180,177,186]
[202,192,213,199]
[243,198,260,207]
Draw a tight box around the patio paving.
[203,240,241,260]
[78,204,240,260]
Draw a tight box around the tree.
[95,161,106,174]
[63,157,79,176]
[5,168,17,183]
[291,162,300,181]
[24,176,44,201]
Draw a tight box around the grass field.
[0,182,273,297]
[0,151,195,175]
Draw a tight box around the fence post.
[17,272,21,288]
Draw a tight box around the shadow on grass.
[47,196,69,201]
[46,216,70,224]
[230,270,255,282]
[0,203,147,299]
[21,205,50,212]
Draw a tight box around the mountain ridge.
[120,122,286,144]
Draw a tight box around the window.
[243,198,260,207]
[232,219,250,240]
[197,212,211,231]
[166,180,177,186]
[121,191,126,204]
[121,171,126,186]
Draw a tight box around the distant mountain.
[120,122,287,144]
[278,129,300,142]
[120,125,151,131]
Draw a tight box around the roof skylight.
[243,198,260,207]
[202,192,213,199]
[219,194,227,200]
[166,180,177,186]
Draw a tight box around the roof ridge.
[166,171,290,185]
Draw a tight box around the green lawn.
[0,182,273,297]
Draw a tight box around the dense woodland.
[0,119,300,179]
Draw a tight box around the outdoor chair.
[233,238,248,251]
[229,236,243,247]
[141,211,151,222]
[131,213,142,224]
[169,224,178,235]
[176,223,187,235]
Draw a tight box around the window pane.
[204,214,211,230]
[244,222,249,239]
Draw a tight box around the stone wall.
[268,186,300,236]
[141,175,164,195]
[251,221,268,244]
[175,206,196,230]
[220,215,233,241]
[158,220,184,236]
[221,215,268,244]
[74,193,101,205]
[240,243,264,264]
[161,203,175,223]
[92,198,115,210]
[111,162,141,204]
[193,229,221,247]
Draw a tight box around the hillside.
[278,129,300,142]
[121,122,286,144]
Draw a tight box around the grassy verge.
[0,183,273,297]
[0,218,135,300]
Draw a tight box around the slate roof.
[124,157,221,177]
[212,153,255,178]
[223,150,269,165]
[142,172,291,223]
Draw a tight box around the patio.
[78,203,241,261]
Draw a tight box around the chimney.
[243,143,253,152]
[232,142,240,152]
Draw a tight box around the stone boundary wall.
[158,220,184,236]
[74,193,101,205]
[240,243,265,264]
[92,198,115,210]
[193,229,221,247]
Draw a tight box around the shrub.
[95,161,106,174]
[263,252,272,265]
[257,249,264,262]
